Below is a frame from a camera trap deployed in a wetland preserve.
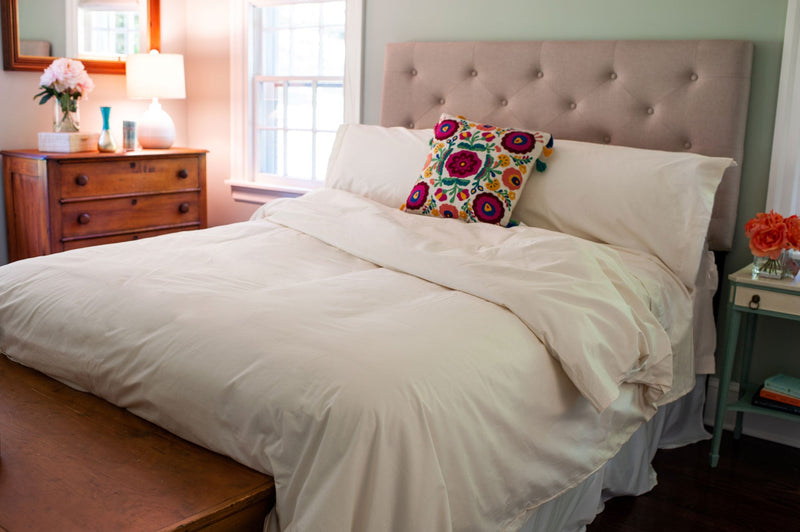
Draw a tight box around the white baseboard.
[704,376,800,449]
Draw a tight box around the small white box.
[38,132,100,153]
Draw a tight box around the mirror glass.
[2,0,160,74]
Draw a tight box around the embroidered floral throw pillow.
[401,114,553,227]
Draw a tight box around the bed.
[0,40,752,531]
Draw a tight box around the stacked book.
[752,374,800,415]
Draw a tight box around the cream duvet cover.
[0,189,693,531]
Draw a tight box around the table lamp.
[126,50,186,149]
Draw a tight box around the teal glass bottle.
[98,106,117,153]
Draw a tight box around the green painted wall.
[17,0,67,57]
[363,0,798,379]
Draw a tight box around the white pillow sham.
[513,140,733,288]
[325,124,433,207]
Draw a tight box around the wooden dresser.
[1,148,207,262]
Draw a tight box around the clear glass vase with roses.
[745,210,800,279]
[33,58,95,133]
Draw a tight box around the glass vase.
[751,251,786,280]
[54,98,79,133]
[97,106,117,153]
[784,249,800,279]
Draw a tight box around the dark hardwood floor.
[588,429,800,531]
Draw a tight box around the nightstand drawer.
[734,286,800,317]
[59,157,199,198]
[61,192,200,238]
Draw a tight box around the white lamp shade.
[126,51,186,100]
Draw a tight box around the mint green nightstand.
[710,264,800,467]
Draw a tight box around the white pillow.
[514,139,733,288]
[325,124,433,207]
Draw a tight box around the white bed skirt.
[519,375,710,532]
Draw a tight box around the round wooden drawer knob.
[77,213,91,225]
[178,203,190,213]
[75,174,89,186]
[177,169,189,178]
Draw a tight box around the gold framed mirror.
[1,0,160,75]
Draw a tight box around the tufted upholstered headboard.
[380,40,753,251]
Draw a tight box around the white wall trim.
[344,0,364,124]
[65,0,78,57]
[225,179,304,204]
[704,376,800,449]
[229,0,250,185]
[767,0,800,215]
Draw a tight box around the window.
[768,0,800,216]
[230,0,362,198]
[78,9,140,57]
[66,0,147,59]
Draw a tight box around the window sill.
[226,180,317,204]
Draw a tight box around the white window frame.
[767,0,800,215]
[228,0,363,202]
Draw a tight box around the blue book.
[764,374,800,400]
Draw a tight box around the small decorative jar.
[123,120,138,151]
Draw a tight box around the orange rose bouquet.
[787,215,800,250]
[745,210,800,279]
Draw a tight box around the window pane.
[256,129,280,175]
[276,131,286,176]
[273,29,292,75]
[316,132,337,181]
[321,2,345,26]
[272,5,292,28]
[291,29,320,76]
[286,82,313,130]
[320,26,345,76]
[316,83,343,131]
[286,131,313,179]
[291,3,320,27]
[257,80,283,128]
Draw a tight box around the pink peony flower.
[35,58,94,107]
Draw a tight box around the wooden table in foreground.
[0,355,275,531]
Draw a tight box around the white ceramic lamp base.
[137,100,176,149]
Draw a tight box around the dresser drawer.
[61,192,201,238]
[59,157,199,199]
[63,227,200,251]
[734,286,800,317]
